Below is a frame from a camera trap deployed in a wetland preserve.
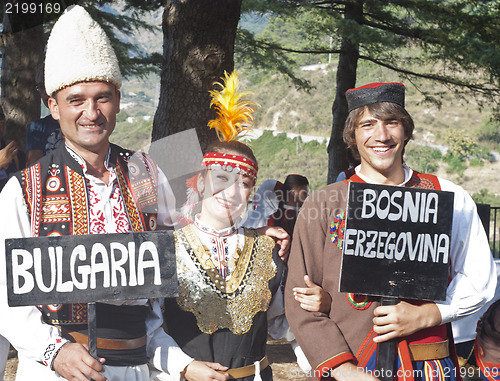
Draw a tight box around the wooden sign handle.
[88,302,97,381]
[375,296,398,381]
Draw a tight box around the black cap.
[346,82,405,112]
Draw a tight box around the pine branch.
[360,54,500,96]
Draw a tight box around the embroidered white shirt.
[193,215,243,279]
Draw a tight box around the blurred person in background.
[25,64,62,166]
[0,106,25,191]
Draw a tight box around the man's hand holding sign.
[340,182,454,379]
[372,300,442,342]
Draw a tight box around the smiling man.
[285,82,496,381]
[0,5,230,381]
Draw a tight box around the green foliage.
[441,130,490,177]
[248,131,327,190]
[242,67,335,136]
[239,0,500,107]
[235,29,312,90]
[443,155,468,178]
[5,1,163,78]
[116,110,130,123]
[472,189,500,208]
[111,118,153,151]
[257,11,329,66]
[444,132,479,160]
[405,144,442,174]
[469,158,485,167]
[477,118,500,148]
[239,11,269,35]
[443,130,491,165]
[83,2,161,78]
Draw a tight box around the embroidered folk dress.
[0,144,193,381]
[285,165,496,381]
[160,216,283,381]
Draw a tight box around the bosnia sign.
[339,182,454,301]
[5,231,178,306]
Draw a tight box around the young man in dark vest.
[0,5,233,381]
[285,82,496,380]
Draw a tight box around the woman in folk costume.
[151,71,308,381]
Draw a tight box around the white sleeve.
[0,177,67,367]
[156,168,178,229]
[146,299,193,379]
[266,268,295,341]
[435,178,497,323]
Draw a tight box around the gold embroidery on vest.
[175,227,276,335]
[41,196,71,223]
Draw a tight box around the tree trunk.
[1,6,45,150]
[152,0,242,152]
[150,0,242,209]
[327,1,363,184]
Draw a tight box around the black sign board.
[339,182,454,301]
[5,231,178,306]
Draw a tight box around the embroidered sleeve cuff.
[315,352,356,381]
[42,337,70,370]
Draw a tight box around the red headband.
[202,152,258,180]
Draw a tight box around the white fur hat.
[44,5,122,95]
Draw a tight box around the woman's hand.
[182,360,229,381]
[256,226,290,262]
[293,275,332,313]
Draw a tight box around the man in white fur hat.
[0,5,231,381]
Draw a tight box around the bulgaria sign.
[5,231,178,306]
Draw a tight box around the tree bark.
[152,0,243,152]
[1,6,45,150]
[327,0,363,184]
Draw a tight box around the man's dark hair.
[283,174,308,189]
[281,174,309,203]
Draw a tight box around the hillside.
[112,62,500,200]
[109,6,499,200]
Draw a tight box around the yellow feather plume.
[208,71,258,142]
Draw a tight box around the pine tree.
[237,0,500,182]
[151,0,243,152]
